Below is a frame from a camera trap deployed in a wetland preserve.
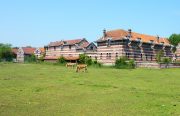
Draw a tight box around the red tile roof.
[49,38,84,47]
[99,29,170,45]
[22,47,36,54]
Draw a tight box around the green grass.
[0,63,179,116]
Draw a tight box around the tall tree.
[169,34,180,46]
[0,43,13,61]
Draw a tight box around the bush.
[79,54,92,65]
[128,59,135,69]
[115,57,135,69]
[24,54,37,62]
[115,56,128,69]
[86,57,92,65]
[162,57,171,64]
[156,50,164,63]
[57,56,66,64]
[93,60,97,64]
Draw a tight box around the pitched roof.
[48,38,85,47]
[98,29,170,45]
[39,47,45,53]
[22,47,36,54]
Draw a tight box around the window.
[141,54,143,61]
[100,53,102,59]
[54,46,56,51]
[116,53,118,58]
[109,53,111,59]
[106,53,108,59]
[61,46,63,51]
[107,39,111,46]
[90,46,93,50]
[69,45,71,50]
[151,55,153,61]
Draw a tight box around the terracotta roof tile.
[49,38,84,47]
[99,29,170,45]
[22,47,36,54]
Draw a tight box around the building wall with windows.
[96,29,174,65]
[44,38,97,61]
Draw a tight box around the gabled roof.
[48,38,86,47]
[98,29,170,45]
[22,47,36,54]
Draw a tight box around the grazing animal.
[66,63,76,68]
[76,64,87,72]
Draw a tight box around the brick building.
[96,29,174,65]
[44,38,97,62]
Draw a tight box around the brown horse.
[66,63,76,68]
[76,64,87,72]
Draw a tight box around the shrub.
[162,57,171,64]
[115,57,135,69]
[93,60,97,64]
[79,54,86,64]
[24,54,37,62]
[57,56,66,64]
[115,56,128,69]
[79,54,92,65]
[128,59,135,69]
[156,50,164,63]
[86,57,92,65]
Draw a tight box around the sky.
[0,0,180,47]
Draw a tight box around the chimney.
[157,35,160,43]
[103,29,107,37]
[128,29,132,38]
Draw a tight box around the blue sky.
[0,0,180,47]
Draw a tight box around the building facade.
[16,47,36,62]
[176,43,180,61]
[96,29,174,65]
[44,38,97,62]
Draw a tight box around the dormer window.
[107,39,111,46]
[64,41,67,44]
[136,38,141,42]
[149,40,154,44]
[160,42,164,45]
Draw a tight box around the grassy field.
[0,63,179,116]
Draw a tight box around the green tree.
[79,54,92,65]
[0,43,13,61]
[57,56,66,64]
[156,50,164,63]
[169,34,180,46]
[24,54,37,62]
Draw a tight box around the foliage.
[156,50,164,63]
[79,54,92,65]
[24,54,37,62]
[128,59,136,69]
[115,56,135,69]
[162,57,171,64]
[86,57,92,65]
[0,43,13,61]
[168,34,180,46]
[57,56,66,64]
